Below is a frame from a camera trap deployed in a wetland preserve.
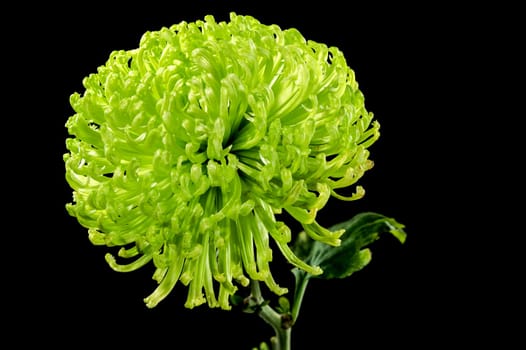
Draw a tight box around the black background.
[7,1,518,348]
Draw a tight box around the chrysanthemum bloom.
[64,13,380,310]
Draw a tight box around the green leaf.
[276,296,291,313]
[292,212,406,280]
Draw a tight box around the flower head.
[64,13,380,309]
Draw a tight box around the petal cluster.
[64,13,380,309]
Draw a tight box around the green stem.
[291,272,310,323]
[251,281,291,350]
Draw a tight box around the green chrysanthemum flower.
[64,13,380,310]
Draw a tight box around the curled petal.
[105,252,153,273]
